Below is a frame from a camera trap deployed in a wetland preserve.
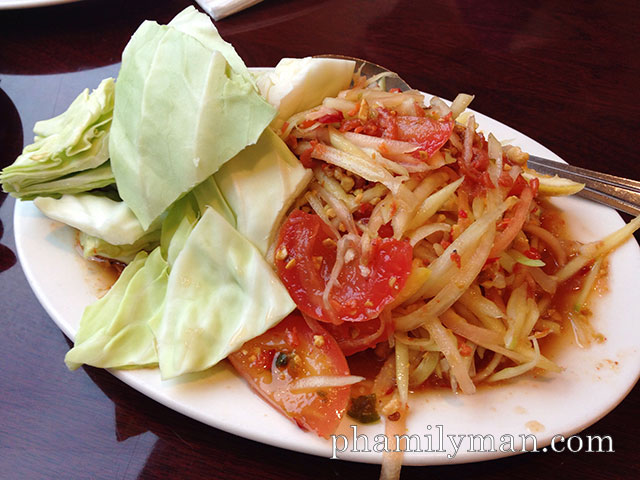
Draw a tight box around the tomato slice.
[322,316,393,356]
[275,210,413,323]
[228,313,350,438]
[316,111,344,124]
[395,114,453,157]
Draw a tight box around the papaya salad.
[236,70,640,474]
[3,7,640,479]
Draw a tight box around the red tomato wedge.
[228,313,350,438]
[395,114,453,157]
[275,210,413,323]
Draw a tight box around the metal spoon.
[314,54,411,92]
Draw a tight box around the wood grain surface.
[1,1,638,478]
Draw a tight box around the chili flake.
[450,250,462,269]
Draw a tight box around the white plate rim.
[13,87,640,466]
[0,0,82,10]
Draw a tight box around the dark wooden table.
[1,1,638,478]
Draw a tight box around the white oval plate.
[14,97,640,465]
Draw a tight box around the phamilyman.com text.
[330,425,614,459]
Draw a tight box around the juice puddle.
[83,257,124,298]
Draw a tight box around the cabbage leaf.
[109,10,276,229]
[216,128,311,255]
[160,194,201,267]
[256,57,355,130]
[150,207,296,379]
[168,6,251,82]
[65,248,167,370]
[33,193,156,246]
[79,229,161,264]
[160,175,235,266]
[11,162,115,201]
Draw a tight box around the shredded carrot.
[299,119,316,129]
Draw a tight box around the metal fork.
[315,54,640,216]
[526,155,640,216]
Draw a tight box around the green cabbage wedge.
[109,9,276,229]
[1,78,114,198]
[150,207,295,379]
[12,162,115,201]
[66,172,294,377]
[65,248,168,370]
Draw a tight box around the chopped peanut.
[285,258,297,269]
[275,246,288,261]
[322,238,337,248]
[341,175,355,192]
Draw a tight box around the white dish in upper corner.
[0,0,82,9]
[13,86,640,465]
